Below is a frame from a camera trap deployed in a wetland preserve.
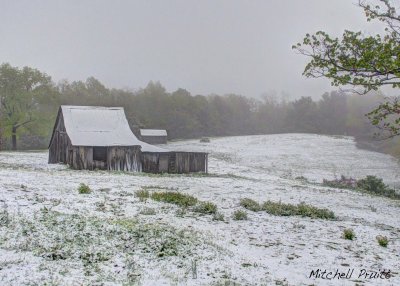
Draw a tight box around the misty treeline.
[0,64,399,156]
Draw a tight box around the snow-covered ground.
[0,133,399,285]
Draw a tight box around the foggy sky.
[1,0,377,99]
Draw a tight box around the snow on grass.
[0,133,399,285]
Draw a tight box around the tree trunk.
[11,126,17,151]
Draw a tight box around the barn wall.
[107,146,141,172]
[48,111,71,164]
[175,152,207,173]
[141,153,160,173]
[65,146,141,171]
[141,136,167,145]
[141,152,208,174]
[67,146,93,170]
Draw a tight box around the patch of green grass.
[0,210,204,278]
[193,202,217,214]
[232,210,248,221]
[343,228,355,240]
[134,189,150,201]
[151,191,198,207]
[376,235,388,247]
[262,201,335,220]
[78,183,91,194]
[239,198,261,212]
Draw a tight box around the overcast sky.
[1,0,378,99]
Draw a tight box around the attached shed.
[140,129,168,144]
[141,151,208,174]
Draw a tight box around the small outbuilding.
[48,106,207,174]
[140,129,168,144]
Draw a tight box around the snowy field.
[0,133,399,285]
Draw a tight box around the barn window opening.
[93,147,107,162]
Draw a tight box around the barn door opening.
[93,147,107,162]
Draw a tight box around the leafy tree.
[293,0,400,138]
[0,63,56,150]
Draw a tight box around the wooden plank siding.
[107,146,141,172]
[63,146,142,171]
[142,152,208,174]
[48,111,69,164]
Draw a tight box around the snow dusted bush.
[239,198,261,212]
[376,235,389,247]
[322,175,357,189]
[233,210,248,221]
[357,176,399,200]
[193,201,217,214]
[212,212,224,221]
[343,228,355,240]
[78,183,91,194]
[151,192,198,207]
[323,175,399,200]
[262,201,335,220]
[135,188,150,201]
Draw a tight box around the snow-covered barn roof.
[140,129,168,137]
[54,106,166,152]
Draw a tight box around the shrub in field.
[78,183,91,194]
[262,201,335,220]
[233,210,248,220]
[194,201,217,214]
[323,175,399,200]
[240,198,261,212]
[151,191,197,207]
[212,212,224,221]
[376,235,388,247]
[296,203,335,219]
[343,228,355,240]
[322,175,357,189]
[135,189,150,201]
[357,176,400,199]
[262,200,297,216]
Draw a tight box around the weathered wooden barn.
[140,129,168,144]
[48,106,208,174]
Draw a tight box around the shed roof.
[140,129,168,137]
[57,106,166,152]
